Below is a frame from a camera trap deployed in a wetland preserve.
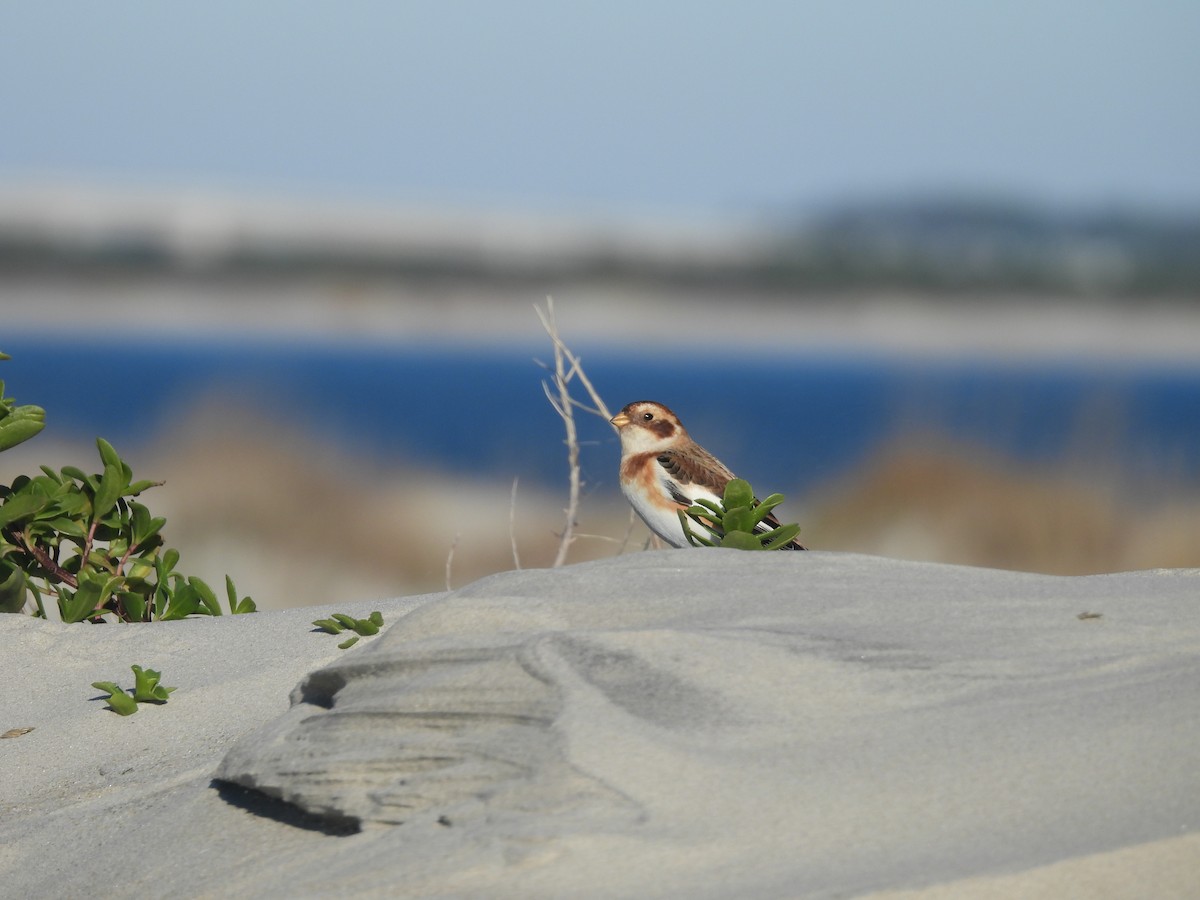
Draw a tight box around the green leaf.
[722,506,756,534]
[0,482,52,529]
[690,498,724,516]
[92,683,138,716]
[90,570,124,601]
[60,466,96,491]
[131,665,175,703]
[760,524,802,551]
[126,479,163,496]
[233,595,257,615]
[38,465,63,483]
[0,404,45,451]
[125,555,155,581]
[0,561,27,613]
[48,487,90,518]
[151,557,171,617]
[684,504,722,532]
[129,502,166,547]
[723,479,754,509]
[225,575,256,615]
[337,636,360,650]
[106,535,130,561]
[37,516,86,538]
[92,460,127,522]
[95,438,123,471]
[120,591,147,622]
[61,582,102,623]
[27,581,46,619]
[62,573,125,621]
[189,576,221,616]
[316,612,381,637]
[750,494,785,525]
[718,530,764,551]
[677,509,715,547]
[160,582,200,620]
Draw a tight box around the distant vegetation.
[1,192,1197,297]
[770,198,1200,297]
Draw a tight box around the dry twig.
[535,297,617,567]
[444,531,460,591]
[509,477,522,570]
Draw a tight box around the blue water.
[3,332,1199,494]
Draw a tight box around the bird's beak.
[610,412,630,429]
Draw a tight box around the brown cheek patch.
[645,420,676,440]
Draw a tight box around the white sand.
[6,277,1200,366]
[2,551,1198,898]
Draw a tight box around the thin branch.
[9,529,78,588]
[534,297,616,423]
[115,539,141,578]
[572,532,628,544]
[508,477,522,570]
[566,398,605,418]
[547,316,580,568]
[444,532,460,592]
[540,379,566,416]
[534,296,621,568]
[79,520,98,575]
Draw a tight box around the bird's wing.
[655,447,736,502]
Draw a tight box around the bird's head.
[610,401,686,454]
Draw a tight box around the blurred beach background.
[2,2,1198,610]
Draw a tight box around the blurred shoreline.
[2,180,1198,362]
[5,276,1200,364]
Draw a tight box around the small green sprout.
[91,682,139,716]
[313,611,385,649]
[678,478,804,550]
[91,664,176,716]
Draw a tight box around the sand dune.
[2,551,1197,897]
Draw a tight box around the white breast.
[621,468,724,549]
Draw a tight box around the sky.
[2,1,1199,220]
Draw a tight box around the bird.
[609,400,807,550]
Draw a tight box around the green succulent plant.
[0,352,254,621]
[92,665,177,716]
[677,478,803,550]
[0,438,256,621]
[313,611,385,649]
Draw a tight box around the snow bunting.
[610,400,807,550]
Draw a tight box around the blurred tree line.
[1,194,1197,299]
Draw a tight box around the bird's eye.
[642,412,654,421]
